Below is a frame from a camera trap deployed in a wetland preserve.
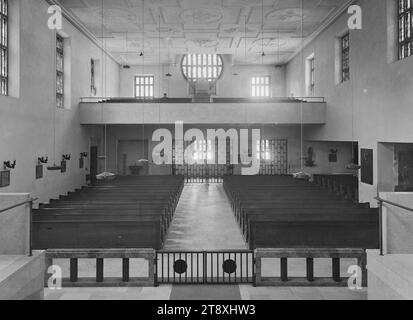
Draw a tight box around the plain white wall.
[285,0,413,205]
[0,0,119,204]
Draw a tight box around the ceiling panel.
[58,0,348,65]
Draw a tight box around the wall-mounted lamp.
[3,160,16,170]
[38,157,49,165]
[62,154,71,161]
[47,164,62,171]
[80,152,88,158]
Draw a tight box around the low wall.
[0,251,45,300]
[0,194,31,255]
[367,250,413,300]
[380,192,413,254]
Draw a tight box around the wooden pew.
[33,176,184,250]
[223,176,379,250]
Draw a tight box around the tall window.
[56,34,64,108]
[181,54,223,82]
[0,0,8,96]
[341,33,350,82]
[135,75,154,99]
[309,57,315,95]
[193,140,213,162]
[256,140,271,161]
[398,0,413,59]
[251,76,271,98]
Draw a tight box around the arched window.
[181,54,223,82]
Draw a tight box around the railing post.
[332,258,341,282]
[357,251,368,287]
[280,258,288,282]
[96,258,104,283]
[306,258,314,282]
[254,250,261,287]
[29,200,33,257]
[122,258,130,283]
[378,198,384,256]
[70,258,78,283]
[148,251,155,287]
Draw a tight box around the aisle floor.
[163,184,247,250]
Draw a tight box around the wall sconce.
[62,154,71,161]
[3,160,16,170]
[80,152,88,158]
[38,157,49,164]
[47,164,62,171]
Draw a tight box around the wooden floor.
[163,184,247,250]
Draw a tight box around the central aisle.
[163,184,247,250]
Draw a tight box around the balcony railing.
[80,96,326,104]
[79,96,327,125]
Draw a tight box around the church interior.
[0,0,412,301]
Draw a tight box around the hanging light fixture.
[96,0,116,181]
[261,0,265,61]
[346,67,361,170]
[137,0,149,166]
[123,31,131,69]
[139,0,145,58]
[293,0,311,181]
[165,33,172,77]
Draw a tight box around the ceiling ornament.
[266,8,308,23]
[180,8,223,24]
[252,37,288,48]
[185,39,220,48]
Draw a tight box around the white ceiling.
[58,0,348,65]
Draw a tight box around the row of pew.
[312,174,359,202]
[32,176,184,250]
[223,176,379,250]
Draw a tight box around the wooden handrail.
[375,196,413,256]
[375,196,413,214]
[0,198,37,257]
[0,198,38,214]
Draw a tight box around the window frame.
[56,33,65,108]
[398,0,413,60]
[181,54,224,83]
[135,75,155,100]
[0,0,8,96]
[341,33,350,82]
[251,76,271,98]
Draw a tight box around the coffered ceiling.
[57,0,350,66]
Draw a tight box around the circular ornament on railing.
[223,259,237,274]
[174,260,188,274]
